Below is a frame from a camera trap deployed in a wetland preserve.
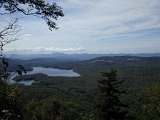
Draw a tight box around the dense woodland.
[1,56,160,120]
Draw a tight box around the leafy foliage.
[131,85,160,120]
[0,0,64,30]
[0,83,25,120]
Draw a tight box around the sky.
[2,0,160,54]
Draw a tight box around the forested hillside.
[1,56,160,119]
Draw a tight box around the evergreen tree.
[97,69,127,120]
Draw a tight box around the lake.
[9,67,80,86]
[27,67,80,77]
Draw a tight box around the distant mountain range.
[5,53,160,61]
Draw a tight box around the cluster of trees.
[0,82,81,120]
[1,67,160,120]
[0,68,127,120]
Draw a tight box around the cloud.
[59,0,160,37]
[22,33,32,37]
[2,0,160,53]
[4,47,86,54]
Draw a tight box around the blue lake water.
[27,67,80,77]
[9,67,80,86]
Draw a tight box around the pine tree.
[97,69,127,120]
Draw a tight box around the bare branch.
[0,18,21,52]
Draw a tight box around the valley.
[1,54,160,119]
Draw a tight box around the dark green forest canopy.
[0,0,64,30]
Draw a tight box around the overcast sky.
[3,0,160,54]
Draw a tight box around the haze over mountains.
[6,53,160,61]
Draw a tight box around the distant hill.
[5,53,106,61]
[5,53,160,61]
